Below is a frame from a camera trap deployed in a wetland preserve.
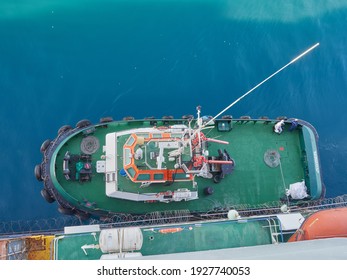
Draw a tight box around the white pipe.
[204,43,320,127]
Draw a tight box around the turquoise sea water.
[1,0,347,222]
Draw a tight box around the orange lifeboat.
[288,208,347,242]
[158,227,184,234]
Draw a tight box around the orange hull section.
[288,208,347,242]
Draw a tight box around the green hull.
[36,116,323,219]
[54,209,308,260]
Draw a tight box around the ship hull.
[36,116,324,220]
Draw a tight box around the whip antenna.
[204,43,319,126]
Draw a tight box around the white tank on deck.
[100,252,143,259]
[99,227,143,253]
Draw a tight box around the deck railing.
[2,195,347,236]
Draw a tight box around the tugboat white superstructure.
[102,106,234,202]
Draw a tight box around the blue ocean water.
[1,0,347,222]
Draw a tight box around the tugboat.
[35,43,324,220]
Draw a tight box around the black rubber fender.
[75,211,91,221]
[40,189,55,203]
[182,114,194,120]
[100,117,113,123]
[76,119,91,128]
[58,206,75,216]
[123,116,135,121]
[40,139,51,153]
[34,164,43,181]
[58,125,72,135]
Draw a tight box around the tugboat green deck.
[36,114,323,220]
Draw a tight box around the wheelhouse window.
[126,135,135,146]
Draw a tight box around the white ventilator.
[274,120,285,133]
